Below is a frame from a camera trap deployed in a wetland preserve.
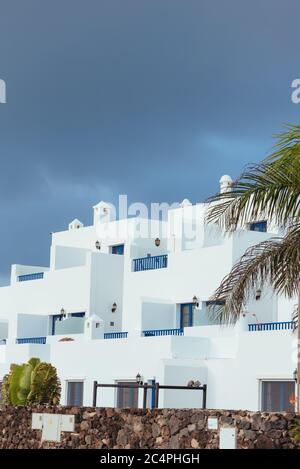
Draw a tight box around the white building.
[0,176,297,412]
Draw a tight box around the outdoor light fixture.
[192,295,199,308]
[155,238,161,247]
[255,289,262,300]
[95,240,101,250]
[111,302,117,313]
[136,373,142,385]
[294,369,298,383]
[60,308,67,320]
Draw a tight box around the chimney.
[219,175,233,194]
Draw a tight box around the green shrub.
[1,358,61,405]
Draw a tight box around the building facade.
[0,176,297,412]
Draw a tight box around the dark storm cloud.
[0,0,300,282]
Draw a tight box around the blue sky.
[0,0,300,284]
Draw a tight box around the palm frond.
[208,224,300,324]
[206,126,300,230]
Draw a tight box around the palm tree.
[206,124,300,409]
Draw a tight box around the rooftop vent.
[219,175,233,194]
[68,219,84,230]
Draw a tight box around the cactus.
[291,418,300,443]
[1,358,61,405]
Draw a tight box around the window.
[249,221,267,233]
[71,312,85,318]
[117,382,138,408]
[180,304,196,328]
[111,244,124,255]
[205,300,225,307]
[110,321,114,326]
[67,381,84,406]
[51,314,62,335]
[261,381,295,412]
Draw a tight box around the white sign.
[207,417,218,430]
[32,413,75,442]
[219,427,237,449]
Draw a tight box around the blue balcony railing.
[16,337,46,344]
[18,272,44,282]
[0,339,6,345]
[143,328,184,337]
[133,255,168,272]
[104,332,128,339]
[248,321,296,332]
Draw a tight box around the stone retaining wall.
[0,406,299,449]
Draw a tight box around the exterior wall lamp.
[155,238,160,247]
[111,302,117,313]
[136,373,143,385]
[60,308,67,320]
[255,289,262,300]
[294,369,298,383]
[192,295,199,308]
[95,240,101,250]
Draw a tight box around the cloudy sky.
[0,0,299,284]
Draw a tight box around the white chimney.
[68,218,83,231]
[84,314,104,340]
[93,201,113,226]
[219,175,233,194]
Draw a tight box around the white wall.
[88,252,124,332]
[16,314,49,339]
[0,321,8,339]
[50,245,89,270]
[141,300,175,331]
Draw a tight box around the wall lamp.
[95,240,101,250]
[255,289,262,300]
[294,369,298,383]
[192,295,199,308]
[136,373,143,385]
[155,238,161,247]
[111,302,117,313]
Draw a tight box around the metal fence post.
[202,384,207,409]
[143,383,148,409]
[154,382,160,408]
[93,380,98,407]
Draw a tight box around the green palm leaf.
[208,224,300,324]
[206,124,300,325]
[206,126,300,230]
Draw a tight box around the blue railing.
[104,332,128,339]
[248,321,296,332]
[0,339,6,345]
[143,328,184,337]
[18,272,44,282]
[16,337,46,344]
[133,255,168,272]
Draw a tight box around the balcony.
[133,254,168,272]
[104,332,128,339]
[18,272,44,282]
[143,328,184,337]
[248,321,296,332]
[16,337,46,344]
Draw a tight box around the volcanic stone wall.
[0,406,299,449]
